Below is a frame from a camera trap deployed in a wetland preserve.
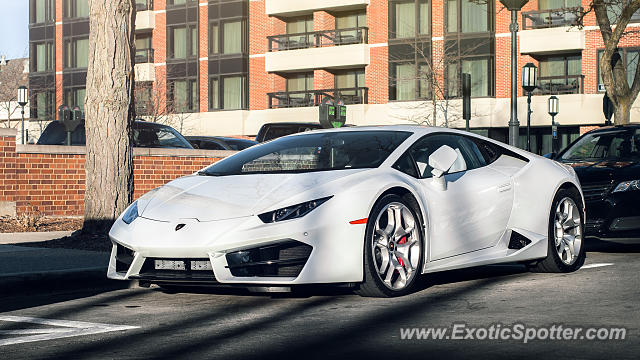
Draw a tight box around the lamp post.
[522,62,537,152]
[548,95,559,154]
[500,0,529,148]
[17,86,28,144]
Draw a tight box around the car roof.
[588,124,640,133]
[186,136,256,142]
[282,124,453,137]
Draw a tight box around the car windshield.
[560,128,640,161]
[199,131,411,176]
[133,125,192,148]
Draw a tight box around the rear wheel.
[533,188,585,272]
[356,194,424,297]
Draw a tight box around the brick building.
[28,0,640,155]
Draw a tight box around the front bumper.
[584,188,640,241]
[107,203,367,285]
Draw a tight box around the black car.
[37,120,194,149]
[185,136,257,151]
[553,125,640,241]
[255,122,323,142]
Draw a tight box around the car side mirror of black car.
[543,152,556,160]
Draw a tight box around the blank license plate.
[155,260,185,270]
[190,261,212,271]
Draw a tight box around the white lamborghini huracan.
[108,126,585,297]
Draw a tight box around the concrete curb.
[0,231,75,244]
[0,267,115,294]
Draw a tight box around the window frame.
[445,0,494,34]
[168,24,199,60]
[63,36,89,69]
[389,0,431,39]
[63,0,89,20]
[30,0,55,24]
[168,78,199,113]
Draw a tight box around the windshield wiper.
[197,171,226,176]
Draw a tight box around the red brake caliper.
[397,236,407,267]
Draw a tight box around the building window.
[335,70,369,104]
[390,0,430,39]
[64,0,89,19]
[537,54,582,94]
[209,78,219,110]
[169,79,198,113]
[168,0,197,6]
[607,0,640,24]
[135,34,153,63]
[31,0,54,24]
[446,58,491,97]
[283,16,314,49]
[391,63,429,101]
[446,0,492,33]
[597,49,639,92]
[64,87,86,110]
[222,21,243,54]
[32,91,55,121]
[223,76,245,110]
[169,25,198,59]
[287,73,314,92]
[134,82,154,116]
[31,42,54,72]
[335,11,367,29]
[64,37,89,69]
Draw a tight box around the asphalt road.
[1,242,639,360]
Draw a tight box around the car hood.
[559,159,640,184]
[138,169,369,222]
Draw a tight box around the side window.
[409,134,486,178]
[471,137,502,164]
[392,153,419,178]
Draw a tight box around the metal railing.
[267,87,369,109]
[522,7,582,30]
[135,48,154,64]
[534,75,584,95]
[136,0,153,11]
[268,27,369,52]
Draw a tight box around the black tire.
[533,188,586,273]
[355,193,424,297]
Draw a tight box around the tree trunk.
[83,0,136,234]
[614,98,632,125]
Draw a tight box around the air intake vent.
[508,231,532,250]
[225,240,313,278]
[115,243,135,273]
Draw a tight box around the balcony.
[265,28,370,72]
[267,87,369,109]
[134,49,155,82]
[269,27,368,51]
[265,0,369,17]
[135,1,155,31]
[534,75,584,95]
[522,7,582,30]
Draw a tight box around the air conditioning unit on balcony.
[598,84,606,92]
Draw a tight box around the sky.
[0,0,29,60]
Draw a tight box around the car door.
[410,133,514,260]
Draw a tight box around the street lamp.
[522,62,537,152]
[500,0,529,148]
[17,86,28,144]
[548,95,559,154]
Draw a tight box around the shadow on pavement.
[585,237,640,253]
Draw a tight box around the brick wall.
[0,130,232,217]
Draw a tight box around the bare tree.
[388,38,490,128]
[570,1,640,125]
[135,77,194,134]
[83,0,136,233]
[0,58,28,129]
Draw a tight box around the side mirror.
[543,152,556,159]
[428,145,458,191]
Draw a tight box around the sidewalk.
[0,232,113,294]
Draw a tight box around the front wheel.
[355,194,424,297]
[533,188,586,273]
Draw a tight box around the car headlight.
[122,201,139,224]
[612,180,640,193]
[258,196,332,223]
